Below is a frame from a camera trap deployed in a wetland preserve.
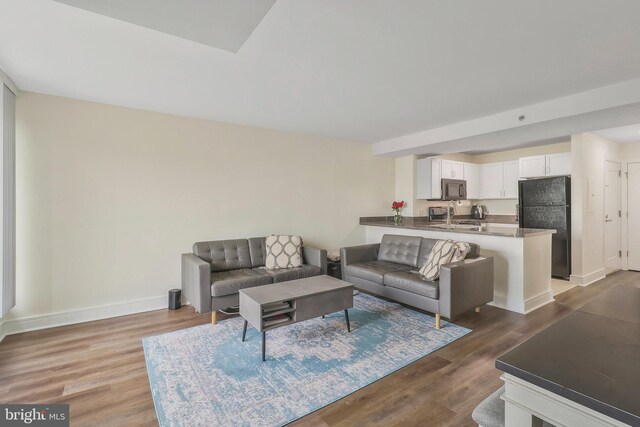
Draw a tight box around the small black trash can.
[168,289,181,310]
[327,261,342,280]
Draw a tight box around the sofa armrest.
[438,256,494,321]
[181,253,211,314]
[303,246,328,275]
[340,243,380,266]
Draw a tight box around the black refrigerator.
[518,176,571,279]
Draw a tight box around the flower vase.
[393,214,402,225]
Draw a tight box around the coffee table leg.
[242,319,247,342]
[344,309,351,332]
[262,331,266,362]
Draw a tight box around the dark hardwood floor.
[0,271,636,426]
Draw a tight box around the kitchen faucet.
[446,200,456,226]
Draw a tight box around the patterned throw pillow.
[265,235,303,270]
[451,241,471,262]
[419,240,470,281]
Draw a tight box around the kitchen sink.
[429,223,481,230]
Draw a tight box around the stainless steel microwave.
[441,179,467,200]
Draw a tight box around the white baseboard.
[0,295,167,342]
[488,290,554,315]
[488,295,525,314]
[523,290,555,313]
[570,269,606,287]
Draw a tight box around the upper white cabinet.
[519,155,546,178]
[464,162,481,199]
[480,162,504,199]
[416,158,442,199]
[519,152,571,178]
[441,159,464,180]
[503,160,519,198]
[546,152,571,176]
[480,161,519,199]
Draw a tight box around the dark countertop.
[360,217,554,238]
[496,283,640,425]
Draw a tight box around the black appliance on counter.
[428,206,450,221]
[470,205,487,220]
[518,176,571,279]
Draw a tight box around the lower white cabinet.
[480,161,519,199]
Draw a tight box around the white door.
[503,161,520,198]
[519,155,546,178]
[547,152,571,176]
[604,161,621,274]
[628,162,640,271]
[464,163,481,199]
[480,162,503,199]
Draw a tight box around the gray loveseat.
[341,234,494,329]
[182,237,327,323]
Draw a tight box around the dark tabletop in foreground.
[496,282,640,425]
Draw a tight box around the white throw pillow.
[419,240,472,280]
[265,235,303,270]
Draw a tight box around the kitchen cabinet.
[519,153,571,178]
[481,161,519,199]
[416,158,441,199]
[441,159,464,180]
[464,163,481,199]
[546,152,571,176]
[503,160,519,198]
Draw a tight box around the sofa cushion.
[345,260,413,284]
[417,238,437,268]
[262,265,322,283]
[419,240,458,281]
[210,268,273,297]
[248,237,267,267]
[265,235,303,269]
[384,270,439,299]
[194,239,252,272]
[377,234,422,267]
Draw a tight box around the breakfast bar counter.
[496,283,640,426]
[360,216,556,314]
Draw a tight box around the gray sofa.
[182,237,327,323]
[341,234,494,329]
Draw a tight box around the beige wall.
[12,92,395,320]
[395,156,416,216]
[570,133,620,284]
[472,142,571,164]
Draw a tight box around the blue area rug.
[143,293,471,427]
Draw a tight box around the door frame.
[603,159,622,274]
[621,157,640,271]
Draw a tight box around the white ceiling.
[594,124,640,144]
[51,0,276,53]
[2,1,640,146]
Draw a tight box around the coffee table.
[239,275,354,361]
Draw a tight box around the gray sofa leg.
[211,311,218,325]
[435,313,441,329]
